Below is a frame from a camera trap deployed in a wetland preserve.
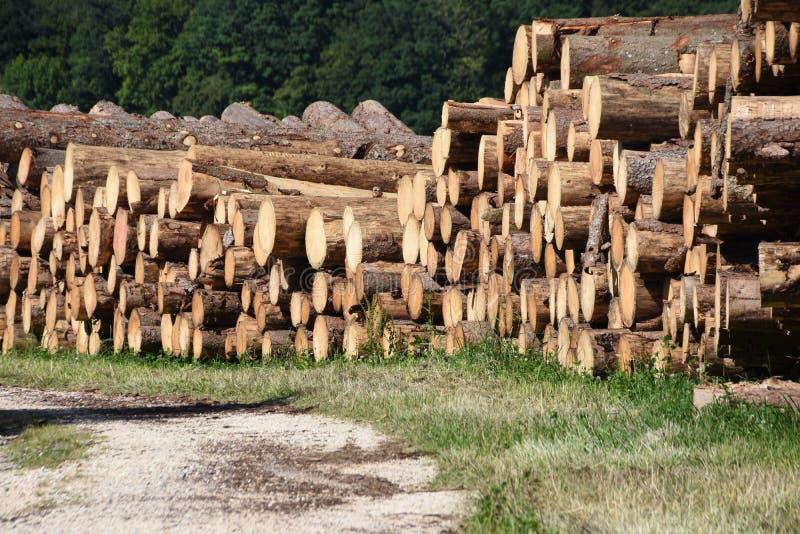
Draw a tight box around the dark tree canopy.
[0,0,738,134]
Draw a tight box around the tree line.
[0,0,737,134]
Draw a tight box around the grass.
[4,424,94,469]
[0,342,799,532]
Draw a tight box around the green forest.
[0,0,737,134]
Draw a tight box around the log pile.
[2,2,800,379]
[0,98,437,360]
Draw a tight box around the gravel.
[0,387,466,532]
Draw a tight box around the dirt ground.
[0,387,466,532]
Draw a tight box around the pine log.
[651,157,687,221]
[478,135,499,191]
[626,220,687,274]
[742,0,800,24]
[496,121,524,173]
[149,218,202,260]
[432,128,481,176]
[351,100,413,135]
[618,262,664,328]
[191,289,242,328]
[118,281,157,317]
[312,315,347,361]
[561,35,698,89]
[587,74,693,142]
[64,143,186,202]
[758,242,800,308]
[441,101,514,134]
[187,144,427,194]
[531,15,736,74]
[16,147,64,190]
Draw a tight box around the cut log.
[587,74,693,142]
[546,161,596,211]
[618,262,664,328]
[303,101,365,133]
[651,157,686,221]
[532,14,736,74]
[441,101,514,134]
[191,289,242,328]
[496,120,524,173]
[187,145,427,194]
[149,218,202,260]
[625,220,687,274]
[64,143,186,202]
[561,34,697,90]
[351,100,412,135]
[432,128,481,176]
[615,148,687,206]
[758,242,800,308]
[312,315,347,361]
[575,329,629,375]
[16,147,64,190]
[477,135,499,191]
[741,0,800,24]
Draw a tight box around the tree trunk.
[759,242,800,308]
[588,74,693,142]
[16,147,64,190]
[626,220,687,274]
[561,35,698,89]
[188,145,427,194]
[118,282,157,316]
[432,128,482,175]
[192,289,242,327]
[149,218,202,259]
[441,101,514,134]
[496,120,524,173]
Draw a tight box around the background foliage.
[0,0,737,133]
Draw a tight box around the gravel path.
[0,387,466,532]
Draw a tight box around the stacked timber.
[422,6,800,378]
[3,2,800,379]
[0,98,444,361]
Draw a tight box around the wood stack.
[2,2,800,378]
[422,5,799,377]
[0,99,440,361]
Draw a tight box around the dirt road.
[0,387,466,532]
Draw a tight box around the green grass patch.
[4,424,94,469]
[0,343,798,531]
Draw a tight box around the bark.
[192,289,242,327]
[432,128,482,176]
[350,100,413,135]
[302,101,366,133]
[758,242,800,308]
[187,145,428,194]
[148,218,201,260]
[561,34,699,89]
[726,116,800,176]
[441,101,515,134]
[588,74,693,142]
[626,220,687,274]
[582,194,609,268]
[0,107,431,165]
